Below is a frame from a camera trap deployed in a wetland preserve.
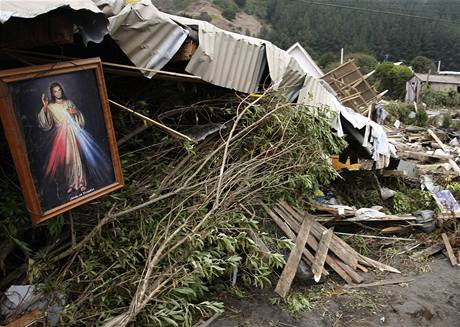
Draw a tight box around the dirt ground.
[210,255,460,327]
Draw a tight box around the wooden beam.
[261,203,319,270]
[278,201,401,274]
[109,99,194,142]
[343,277,414,289]
[412,243,444,259]
[275,216,313,298]
[277,201,359,269]
[441,233,458,267]
[272,205,355,284]
[428,128,448,152]
[311,228,333,282]
[5,309,43,327]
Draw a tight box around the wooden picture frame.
[0,58,123,224]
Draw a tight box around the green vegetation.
[392,189,436,214]
[385,101,428,127]
[1,92,346,325]
[374,62,413,100]
[421,87,460,108]
[410,56,436,74]
[270,292,314,314]
[213,0,239,20]
[447,182,460,200]
[261,0,460,71]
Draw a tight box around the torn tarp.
[0,0,109,45]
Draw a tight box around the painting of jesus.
[0,59,124,224]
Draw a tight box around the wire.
[283,0,460,25]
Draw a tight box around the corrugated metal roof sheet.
[169,14,305,93]
[170,15,267,93]
[298,76,338,111]
[266,43,305,91]
[107,0,188,78]
[0,0,109,44]
[415,73,460,85]
[286,42,324,79]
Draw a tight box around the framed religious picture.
[0,58,123,224]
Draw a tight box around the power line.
[284,0,460,25]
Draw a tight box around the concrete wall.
[429,82,460,93]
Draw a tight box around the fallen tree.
[11,91,346,326]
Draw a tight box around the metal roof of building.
[414,73,460,85]
[0,0,109,44]
[169,14,305,93]
[286,42,324,79]
[107,1,188,78]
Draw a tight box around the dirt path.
[211,257,460,326]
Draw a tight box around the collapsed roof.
[0,0,395,168]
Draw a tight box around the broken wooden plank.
[343,277,414,289]
[278,201,359,269]
[5,309,43,327]
[333,257,364,284]
[356,264,369,273]
[358,255,401,274]
[311,228,333,282]
[275,216,313,298]
[343,215,416,222]
[260,202,322,272]
[335,232,415,242]
[427,128,448,152]
[381,170,407,177]
[280,202,401,274]
[441,233,458,267]
[272,205,354,284]
[309,201,356,217]
[412,243,444,259]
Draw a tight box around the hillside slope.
[152,0,263,37]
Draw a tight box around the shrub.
[346,52,378,75]
[385,101,427,126]
[213,0,238,20]
[375,62,413,100]
[410,56,436,73]
[198,11,212,22]
[222,7,237,20]
[421,86,460,108]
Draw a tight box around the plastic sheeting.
[0,0,109,45]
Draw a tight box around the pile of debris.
[1,1,459,326]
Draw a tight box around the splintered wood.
[311,228,333,282]
[275,216,313,298]
[262,200,400,293]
